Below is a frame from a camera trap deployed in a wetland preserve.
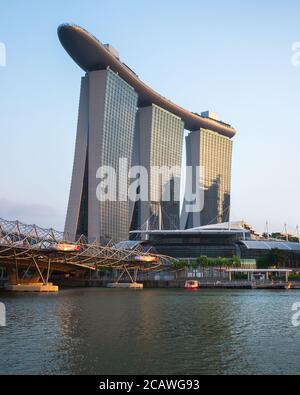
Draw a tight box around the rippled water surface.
[0,288,300,374]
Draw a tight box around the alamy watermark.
[291,42,300,67]
[291,302,300,327]
[95,159,205,213]
[0,42,6,67]
[0,302,6,327]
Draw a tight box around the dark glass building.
[182,126,233,229]
[132,105,184,232]
[64,69,138,242]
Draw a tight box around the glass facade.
[200,129,232,225]
[99,70,138,242]
[75,69,138,243]
[132,104,184,231]
[150,106,184,230]
[70,71,233,243]
[76,152,89,237]
[185,128,233,228]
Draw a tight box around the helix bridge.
[0,218,174,291]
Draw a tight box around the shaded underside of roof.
[240,240,300,252]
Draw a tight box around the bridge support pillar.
[107,265,143,289]
[5,264,59,292]
[5,283,59,292]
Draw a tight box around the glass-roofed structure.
[129,222,300,268]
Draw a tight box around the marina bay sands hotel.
[58,24,236,243]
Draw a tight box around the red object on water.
[185,280,200,289]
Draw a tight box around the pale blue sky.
[0,0,300,234]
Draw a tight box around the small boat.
[185,280,200,289]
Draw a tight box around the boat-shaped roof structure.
[58,24,236,138]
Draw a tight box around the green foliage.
[190,260,200,270]
[271,233,299,242]
[196,256,208,266]
[171,260,187,270]
[171,255,243,270]
[232,255,241,267]
[196,255,241,268]
[288,273,300,281]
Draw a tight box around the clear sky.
[0,0,300,234]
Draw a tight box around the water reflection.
[0,289,300,374]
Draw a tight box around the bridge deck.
[0,218,173,276]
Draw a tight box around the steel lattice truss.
[0,218,173,273]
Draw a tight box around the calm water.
[0,288,300,375]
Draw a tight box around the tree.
[172,260,187,270]
[196,255,241,268]
[197,256,208,267]
[271,233,299,242]
[190,260,200,270]
[231,256,241,268]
